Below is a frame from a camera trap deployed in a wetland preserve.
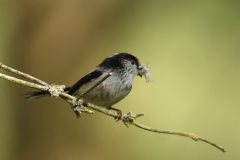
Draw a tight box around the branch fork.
[122,111,145,127]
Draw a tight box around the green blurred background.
[0,0,239,160]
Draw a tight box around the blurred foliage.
[0,0,240,160]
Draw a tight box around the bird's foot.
[114,110,122,122]
[72,98,80,107]
[109,107,122,122]
[72,99,89,118]
[73,105,85,118]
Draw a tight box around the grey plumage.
[26,53,143,120]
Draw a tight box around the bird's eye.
[131,60,135,65]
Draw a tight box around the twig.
[0,62,94,114]
[0,62,48,86]
[0,72,49,91]
[132,120,226,152]
[0,62,226,152]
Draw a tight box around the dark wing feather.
[68,70,102,95]
[25,87,72,99]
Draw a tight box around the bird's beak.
[137,66,143,77]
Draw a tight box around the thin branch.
[0,62,48,86]
[132,120,226,152]
[0,73,48,91]
[0,62,94,114]
[0,62,226,152]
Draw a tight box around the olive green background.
[0,1,239,160]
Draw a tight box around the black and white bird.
[26,53,145,120]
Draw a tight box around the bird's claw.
[72,98,80,107]
[114,110,122,122]
[72,99,93,118]
[73,105,86,118]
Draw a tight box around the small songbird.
[26,53,144,120]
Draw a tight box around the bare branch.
[0,62,48,86]
[132,119,226,152]
[0,62,226,152]
[0,72,48,91]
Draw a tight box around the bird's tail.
[25,87,71,99]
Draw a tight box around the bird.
[26,53,144,121]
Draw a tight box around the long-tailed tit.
[26,53,151,121]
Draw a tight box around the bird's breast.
[76,73,133,108]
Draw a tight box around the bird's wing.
[68,70,102,95]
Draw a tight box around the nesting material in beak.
[137,62,152,82]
